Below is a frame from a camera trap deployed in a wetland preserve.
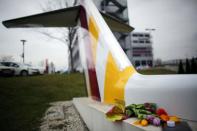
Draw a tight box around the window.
[133,54,141,57]
[11,63,19,67]
[133,47,147,50]
[145,34,150,37]
[132,34,138,37]
[1,62,9,66]
[141,60,146,66]
[139,41,144,43]
[135,61,140,67]
[145,40,150,43]
[133,40,138,43]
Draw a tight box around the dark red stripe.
[79,6,101,101]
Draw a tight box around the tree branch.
[36,30,67,44]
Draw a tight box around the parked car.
[33,66,45,75]
[0,62,41,76]
[0,63,15,76]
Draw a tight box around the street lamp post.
[21,40,27,63]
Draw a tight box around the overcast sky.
[0,0,197,70]
[0,0,68,70]
[128,0,197,60]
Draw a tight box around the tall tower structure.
[93,0,132,60]
[70,0,132,72]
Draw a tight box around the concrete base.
[73,97,197,131]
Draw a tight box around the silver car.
[0,63,15,76]
[0,62,40,76]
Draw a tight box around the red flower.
[156,108,168,116]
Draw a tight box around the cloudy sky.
[0,0,68,70]
[128,0,197,60]
[0,0,197,70]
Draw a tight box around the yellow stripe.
[104,52,136,104]
[88,16,100,64]
[88,15,135,103]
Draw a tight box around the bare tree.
[0,55,14,62]
[38,0,78,72]
[50,62,56,73]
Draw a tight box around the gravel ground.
[40,101,89,131]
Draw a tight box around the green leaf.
[106,114,125,122]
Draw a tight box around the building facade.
[131,32,153,67]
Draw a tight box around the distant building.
[130,32,153,67]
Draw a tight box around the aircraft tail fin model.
[3,0,197,121]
